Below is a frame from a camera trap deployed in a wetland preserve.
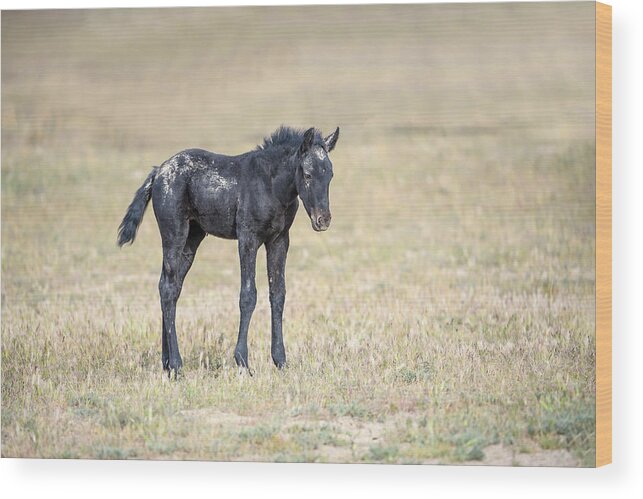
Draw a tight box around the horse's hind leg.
[159,233,187,373]
[234,233,260,370]
[160,221,206,372]
[179,222,206,282]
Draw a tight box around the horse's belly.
[190,190,238,239]
[193,202,237,239]
[202,225,237,240]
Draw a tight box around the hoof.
[272,352,286,370]
[273,359,287,370]
[234,350,249,370]
[163,357,183,380]
[237,366,254,377]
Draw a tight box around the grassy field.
[1,4,596,465]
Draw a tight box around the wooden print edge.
[595,0,612,468]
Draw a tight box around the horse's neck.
[268,153,298,207]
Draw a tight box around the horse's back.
[153,148,241,239]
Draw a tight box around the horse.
[117,126,340,375]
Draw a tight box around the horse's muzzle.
[311,212,332,232]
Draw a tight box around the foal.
[118,126,339,374]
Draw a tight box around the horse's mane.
[257,125,323,151]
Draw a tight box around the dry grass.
[2,3,596,465]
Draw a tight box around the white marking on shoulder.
[206,169,237,193]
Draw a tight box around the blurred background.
[1,3,596,310]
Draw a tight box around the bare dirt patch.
[178,408,578,466]
[179,408,256,426]
[288,415,386,447]
[463,444,578,467]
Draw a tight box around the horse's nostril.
[314,213,331,229]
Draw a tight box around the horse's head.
[294,127,340,232]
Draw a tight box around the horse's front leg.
[234,234,259,370]
[266,232,289,369]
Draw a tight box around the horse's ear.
[324,127,340,152]
[299,127,316,155]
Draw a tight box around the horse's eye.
[304,173,312,181]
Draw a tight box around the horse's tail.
[117,167,158,247]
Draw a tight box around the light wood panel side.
[595,1,612,468]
